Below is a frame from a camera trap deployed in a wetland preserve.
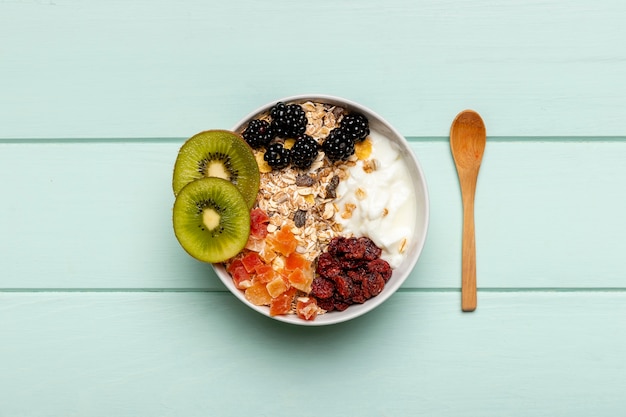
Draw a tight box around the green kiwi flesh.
[173,177,251,263]
[173,130,260,209]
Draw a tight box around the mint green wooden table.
[2,1,625,416]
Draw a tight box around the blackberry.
[322,128,355,162]
[263,143,291,170]
[290,135,319,169]
[340,113,370,142]
[269,102,307,138]
[242,119,274,149]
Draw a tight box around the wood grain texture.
[1,0,625,138]
[1,291,625,416]
[1,138,624,289]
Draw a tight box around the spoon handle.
[460,181,477,311]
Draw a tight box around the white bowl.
[212,94,429,326]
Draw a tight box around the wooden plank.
[1,0,625,138]
[1,291,625,416]
[1,139,625,289]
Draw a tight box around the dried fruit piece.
[295,174,315,187]
[266,276,289,298]
[325,175,340,199]
[245,236,265,252]
[287,268,313,293]
[311,277,335,299]
[267,226,298,256]
[363,272,385,297]
[258,245,277,264]
[255,151,273,173]
[312,236,391,311]
[355,137,373,160]
[227,259,253,290]
[245,282,272,306]
[254,264,276,284]
[283,138,296,150]
[368,258,392,282]
[269,288,297,316]
[250,208,270,239]
[293,209,307,228]
[241,252,263,273]
[285,252,309,271]
[296,297,320,321]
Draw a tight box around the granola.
[246,101,355,262]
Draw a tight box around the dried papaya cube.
[241,252,263,273]
[287,268,313,293]
[258,245,277,264]
[355,137,373,160]
[244,282,272,306]
[230,265,252,290]
[245,236,265,252]
[250,208,270,239]
[266,276,289,298]
[285,252,310,271]
[226,259,252,290]
[226,258,244,274]
[269,288,297,316]
[296,297,319,321]
[253,264,276,284]
[267,227,297,256]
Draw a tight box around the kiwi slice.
[173,130,260,209]
[173,177,251,263]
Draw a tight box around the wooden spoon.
[450,110,486,312]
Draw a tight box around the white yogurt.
[334,131,416,268]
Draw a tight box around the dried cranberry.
[338,257,363,270]
[333,300,350,311]
[367,258,392,282]
[351,286,367,304]
[312,236,392,311]
[347,270,364,283]
[317,298,335,312]
[311,277,335,299]
[363,272,385,297]
[360,237,382,260]
[317,252,334,269]
[328,237,346,257]
[334,275,354,299]
[344,238,366,259]
[317,253,342,279]
[320,264,341,280]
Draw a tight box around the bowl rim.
[212,94,430,326]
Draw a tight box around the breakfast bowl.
[202,94,430,326]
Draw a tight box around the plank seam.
[1,288,625,293]
[1,136,625,144]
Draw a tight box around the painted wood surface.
[2,0,626,415]
[1,138,624,289]
[2,292,626,417]
[1,0,625,138]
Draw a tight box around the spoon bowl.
[450,110,486,312]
